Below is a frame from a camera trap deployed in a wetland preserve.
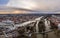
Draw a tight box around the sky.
[0,0,9,5]
[0,0,60,14]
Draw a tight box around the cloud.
[30,0,60,12]
[6,0,60,13]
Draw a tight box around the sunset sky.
[0,0,60,14]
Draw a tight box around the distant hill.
[0,14,59,17]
